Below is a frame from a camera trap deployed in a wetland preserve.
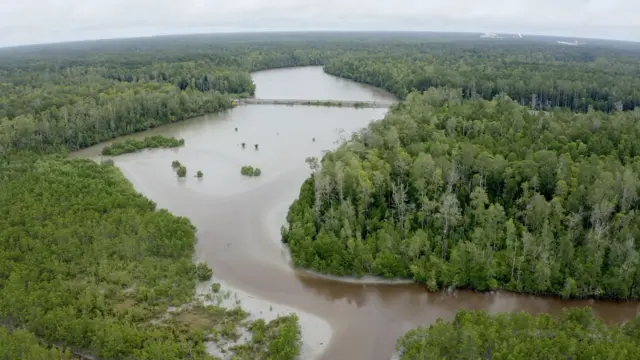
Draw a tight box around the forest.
[0,152,301,359]
[283,87,640,300]
[323,46,640,112]
[396,308,640,359]
[0,152,208,359]
[3,33,640,155]
[3,32,640,358]
[1,327,74,360]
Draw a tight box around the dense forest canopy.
[2,32,640,155]
[283,88,640,300]
[323,45,640,112]
[3,32,640,358]
[0,153,208,358]
[396,308,640,359]
[0,327,75,360]
[0,153,301,359]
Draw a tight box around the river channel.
[73,66,640,360]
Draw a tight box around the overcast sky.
[0,0,638,47]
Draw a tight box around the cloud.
[0,0,639,47]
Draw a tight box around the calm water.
[73,67,640,360]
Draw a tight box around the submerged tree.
[196,170,203,178]
[241,165,262,177]
[195,262,213,281]
[177,165,187,177]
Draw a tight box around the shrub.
[211,283,221,293]
[241,166,262,177]
[196,262,213,281]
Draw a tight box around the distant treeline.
[323,44,640,112]
[2,33,640,154]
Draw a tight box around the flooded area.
[73,66,640,360]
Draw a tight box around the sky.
[0,0,639,47]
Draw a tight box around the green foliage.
[241,165,262,177]
[232,314,301,360]
[172,160,181,168]
[196,262,213,281]
[197,170,204,178]
[211,282,221,293]
[100,158,115,166]
[0,153,209,359]
[3,33,640,155]
[101,135,185,156]
[323,43,640,112]
[0,327,74,360]
[397,308,640,360]
[177,165,187,177]
[5,32,640,358]
[0,84,235,153]
[284,88,640,300]
[0,36,330,153]
[0,153,302,359]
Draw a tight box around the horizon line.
[1,29,638,50]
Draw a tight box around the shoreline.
[196,277,333,360]
[265,195,416,286]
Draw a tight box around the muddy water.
[73,67,640,360]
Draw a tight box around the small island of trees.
[101,135,185,156]
[241,165,262,177]
[177,165,187,177]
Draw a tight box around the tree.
[396,308,640,360]
[195,262,213,281]
[283,87,640,300]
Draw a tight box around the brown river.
[73,66,640,360]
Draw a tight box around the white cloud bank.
[0,0,639,47]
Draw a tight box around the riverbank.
[266,186,416,286]
[196,277,333,360]
[65,66,640,360]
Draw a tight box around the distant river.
[72,66,640,360]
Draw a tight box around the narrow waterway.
[73,66,640,360]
